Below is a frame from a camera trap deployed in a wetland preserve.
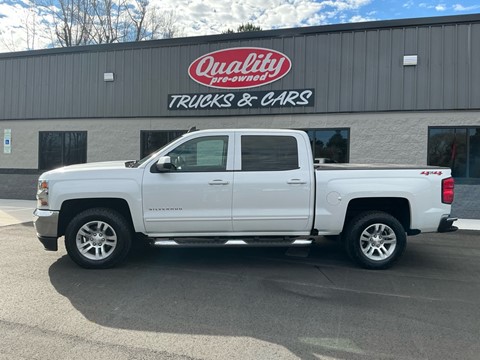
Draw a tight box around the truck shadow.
[48,235,477,360]
[47,241,377,360]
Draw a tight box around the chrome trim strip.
[225,240,247,245]
[292,239,312,245]
[153,240,179,246]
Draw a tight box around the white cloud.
[435,4,447,11]
[350,14,376,22]
[453,3,480,11]
[150,0,375,34]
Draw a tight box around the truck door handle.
[287,179,307,184]
[209,180,230,185]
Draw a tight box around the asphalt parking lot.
[0,224,479,360]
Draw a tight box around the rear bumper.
[33,209,59,251]
[437,215,458,233]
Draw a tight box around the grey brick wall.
[452,184,480,219]
[0,174,37,200]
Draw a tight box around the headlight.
[37,180,49,207]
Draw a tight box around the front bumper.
[437,215,458,233]
[33,209,59,251]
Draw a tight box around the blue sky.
[0,0,479,52]
[360,0,480,20]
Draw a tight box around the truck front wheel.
[65,208,132,269]
[344,211,406,269]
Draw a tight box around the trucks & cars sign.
[168,89,314,110]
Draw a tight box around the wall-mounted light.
[403,55,418,66]
[104,72,115,82]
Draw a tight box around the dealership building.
[0,14,479,218]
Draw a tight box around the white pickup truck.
[33,129,457,270]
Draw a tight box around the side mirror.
[155,156,174,172]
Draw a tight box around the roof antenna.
[187,126,197,133]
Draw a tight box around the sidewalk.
[0,199,37,227]
[455,219,480,231]
[1,198,479,230]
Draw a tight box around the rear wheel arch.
[343,197,411,233]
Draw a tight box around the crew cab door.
[232,132,314,233]
[142,133,234,234]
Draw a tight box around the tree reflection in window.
[428,127,479,179]
[303,129,349,163]
[39,131,87,170]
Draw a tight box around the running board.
[151,237,312,248]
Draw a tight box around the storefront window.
[469,128,480,178]
[141,130,187,158]
[428,127,480,179]
[301,129,350,163]
[39,132,87,170]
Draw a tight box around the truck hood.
[40,160,135,178]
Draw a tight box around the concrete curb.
[455,219,480,231]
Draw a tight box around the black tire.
[343,211,406,270]
[65,208,133,269]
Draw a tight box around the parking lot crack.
[315,265,335,286]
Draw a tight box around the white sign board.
[4,129,11,154]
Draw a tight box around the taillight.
[442,177,454,204]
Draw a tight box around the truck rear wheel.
[65,208,132,269]
[344,211,406,269]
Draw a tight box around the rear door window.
[241,135,299,171]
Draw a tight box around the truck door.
[232,133,313,233]
[142,134,234,234]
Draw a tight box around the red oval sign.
[188,47,292,89]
